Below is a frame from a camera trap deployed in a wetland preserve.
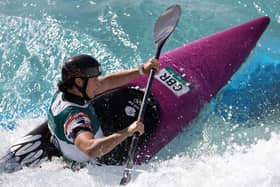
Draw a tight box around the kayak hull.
[128,16,270,163]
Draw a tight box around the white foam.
[1,116,280,187]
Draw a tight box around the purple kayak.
[128,16,270,163]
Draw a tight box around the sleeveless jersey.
[48,92,103,162]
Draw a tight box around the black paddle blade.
[119,4,181,186]
[153,4,181,47]
[120,168,132,185]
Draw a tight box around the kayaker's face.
[86,77,101,99]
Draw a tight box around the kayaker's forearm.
[85,129,131,158]
[97,68,140,93]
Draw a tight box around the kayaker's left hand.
[143,58,160,74]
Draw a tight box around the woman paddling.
[47,54,159,169]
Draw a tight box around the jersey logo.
[64,113,92,142]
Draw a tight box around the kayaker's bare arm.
[95,58,160,95]
[74,121,144,158]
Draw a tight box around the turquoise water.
[1,1,280,186]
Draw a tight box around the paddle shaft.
[120,5,181,185]
[120,42,165,185]
[137,41,164,121]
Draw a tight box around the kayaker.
[47,54,159,169]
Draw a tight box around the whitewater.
[0,1,280,186]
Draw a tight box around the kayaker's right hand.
[143,58,160,74]
[127,121,144,136]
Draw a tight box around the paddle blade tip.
[120,176,131,186]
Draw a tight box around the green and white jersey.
[48,92,103,162]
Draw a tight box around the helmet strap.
[74,78,90,101]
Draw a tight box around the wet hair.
[57,78,75,92]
